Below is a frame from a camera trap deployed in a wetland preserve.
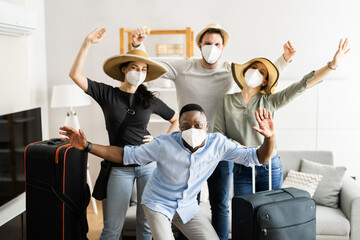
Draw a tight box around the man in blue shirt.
[60,104,275,240]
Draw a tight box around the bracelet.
[131,42,140,48]
[83,141,92,152]
[327,61,336,70]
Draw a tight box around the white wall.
[44,0,360,182]
[0,0,48,226]
[0,0,48,134]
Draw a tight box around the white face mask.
[125,71,146,87]
[244,68,264,88]
[201,45,222,65]
[182,128,207,148]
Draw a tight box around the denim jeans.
[100,162,156,240]
[233,154,283,196]
[207,160,234,240]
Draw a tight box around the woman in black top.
[69,28,178,240]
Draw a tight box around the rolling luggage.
[25,138,90,240]
[232,163,316,240]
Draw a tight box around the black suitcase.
[232,187,316,240]
[24,138,90,240]
[232,160,316,240]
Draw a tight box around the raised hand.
[85,28,107,44]
[253,108,275,138]
[283,40,297,62]
[131,27,147,46]
[59,126,88,150]
[329,38,350,69]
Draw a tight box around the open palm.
[253,108,275,138]
[59,126,88,150]
[331,38,350,68]
[85,28,107,44]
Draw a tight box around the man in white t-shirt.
[131,23,297,240]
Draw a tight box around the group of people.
[61,23,350,240]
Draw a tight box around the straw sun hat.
[195,23,230,47]
[231,58,279,94]
[103,49,166,82]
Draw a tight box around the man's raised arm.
[59,126,124,163]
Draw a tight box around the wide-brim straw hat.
[103,49,167,82]
[231,58,279,94]
[196,23,230,47]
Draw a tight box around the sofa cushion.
[278,151,333,179]
[301,159,346,208]
[315,235,349,240]
[316,205,350,237]
[282,169,323,197]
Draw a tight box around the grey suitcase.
[232,162,316,240]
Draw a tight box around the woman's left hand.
[143,135,154,144]
[253,108,275,138]
[329,38,350,69]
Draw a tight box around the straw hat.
[231,58,279,94]
[196,23,230,47]
[103,49,166,82]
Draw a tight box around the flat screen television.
[0,107,42,207]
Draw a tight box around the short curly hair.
[179,104,206,119]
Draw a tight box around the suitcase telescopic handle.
[252,156,272,193]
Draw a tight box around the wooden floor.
[87,200,103,240]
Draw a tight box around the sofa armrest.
[339,176,360,240]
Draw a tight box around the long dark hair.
[120,62,156,109]
[135,84,156,109]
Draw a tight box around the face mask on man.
[201,45,222,65]
[244,68,264,88]
[182,128,207,148]
[126,71,146,87]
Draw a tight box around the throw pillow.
[300,159,346,208]
[282,169,323,197]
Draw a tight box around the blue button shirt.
[123,131,260,223]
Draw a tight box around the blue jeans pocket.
[268,155,283,189]
[264,164,282,172]
[263,155,282,172]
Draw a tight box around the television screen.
[0,107,42,207]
